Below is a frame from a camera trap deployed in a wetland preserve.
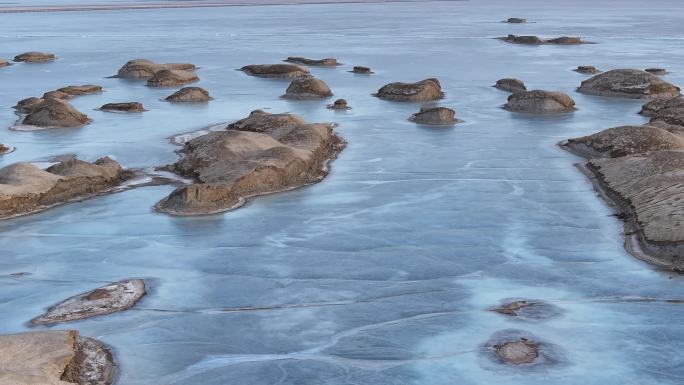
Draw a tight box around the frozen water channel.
[1,0,684,384]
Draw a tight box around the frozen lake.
[1,0,683,384]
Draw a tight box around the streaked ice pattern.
[1,0,683,384]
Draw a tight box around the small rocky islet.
[240,63,310,78]
[504,90,576,114]
[100,101,147,112]
[282,76,333,99]
[13,51,56,62]
[577,69,680,98]
[500,34,588,45]
[165,86,213,102]
[409,106,460,125]
[374,78,444,101]
[284,56,339,66]
[494,78,527,93]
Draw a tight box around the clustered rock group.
[2,16,684,383]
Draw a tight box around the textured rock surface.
[327,99,350,110]
[165,86,213,102]
[240,64,310,78]
[374,78,443,102]
[585,151,684,269]
[282,76,333,99]
[650,106,684,127]
[578,69,681,99]
[32,279,146,325]
[494,78,527,93]
[99,102,146,112]
[56,85,102,98]
[0,157,127,218]
[491,300,561,320]
[284,57,338,66]
[504,90,575,113]
[146,69,199,87]
[640,97,684,116]
[115,59,196,79]
[409,106,458,125]
[14,97,45,114]
[156,110,345,215]
[501,35,587,45]
[22,98,92,128]
[575,65,600,74]
[14,51,55,62]
[561,125,684,158]
[0,330,115,385]
[495,339,540,365]
[351,66,373,74]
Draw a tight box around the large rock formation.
[21,98,91,128]
[374,78,443,102]
[560,125,684,158]
[99,102,146,113]
[0,331,115,385]
[640,97,684,116]
[0,157,127,218]
[500,35,587,45]
[504,90,575,113]
[14,51,55,62]
[165,86,213,102]
[282,76,333,99]
[494,78,527,93]
[409,106,459,125]
[146,69,199,87]
[32,279,146,325]
[240,64,310,78]
[284,57,339,66]
[156,110,345,215]
[577,69,681,99]
[650,106,684,127]
[115,59,196,79]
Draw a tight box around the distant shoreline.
[0,0,460,14]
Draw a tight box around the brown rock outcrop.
[0,144,12,155]
[146,69,199,87]
[494,78,527,93]
[374,78,443,102]
[240,64,310,78]
[0,331,115,385]
[0,157,127,218]
[14,97,45,114]
[409,106,459,125]
[561,125,684,158]
[327,99,350,110]
[14,51,55,62]
[0,59,11,67]
[282,76,333,99]
[650,106,684,127]
[506,17,527,23]
[495,339,540,365]
[165,86,213,102]
[56,84,103,97]
[115,58,196,79]
[575,65,600,74]
[640,97,684,116]
[99,102,146,112]
[577,69,681,99]
[501,35,587,45]
[351,66,373,74]
[504,90,576,113]
[42,90,71,100]
[32,279,146,324]
[22,98,91,128]
[284,57,339,66]
[156,110,345,215]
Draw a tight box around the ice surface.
[1,1,684,384]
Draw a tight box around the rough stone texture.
[495,339,540,365]
[645,68,667,76]
[587,150,684,269]
[32,279,146,325]
[99,102,146,112]
[640,97,684,116]
[156,110,345,215]
[504,90,576,113]
[43,90,71,100]
[56,85,103,97]
[494,78,527,93]
[506,17,527,23]
[115,59,196,79]
[146,69,199,87]
[327,99,350,110]
[14,51,55,62]
[22,98,92,128]
[351,66,373,74]
[409,106,458,125]
[491,300,561,320]
[284,57,338,66]
[650,106,684,127]
[501,35,586,45]
[578,69,681,99]
[282,76,333,99]
[240,64,310,78]
[561,125,684,158]
[14,97,45,114]
[546,36,583,44]
[0,157,126,218]
[0,330,115,385]
[165,86,213,102]
[374,78,443,102]
[575,65,600,74]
